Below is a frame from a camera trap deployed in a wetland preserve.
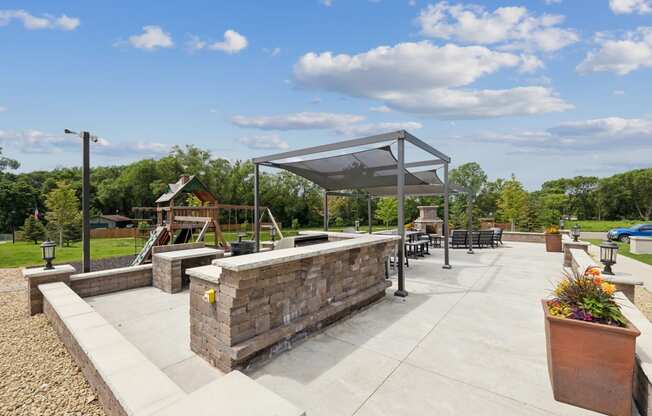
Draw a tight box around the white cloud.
[128,25,173,50]
[0,130,170,156]
[231,112,365,130]
[263,47,281,56]
[519,54,544,73]
[376,86,572,119]
[544,0,562,4]
[548,117,652,139]
[295,41,521,94]
[294,41,571,119]
[209,30,248,53]
[370,105,392,113]
[189,30,248,54]
[335,121,423,136]
[609,0,652,14]
[321,0,333,6]
[409,0,417,6]
[0,9,80,31]
[417,2,578,53]
[0,106,6,112]
[613,89,626,95]
[577,27,652,75]
[238,134,289,150]
[310,97,322,104]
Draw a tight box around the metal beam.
[252,131,403,164]
[403,130,451,163]
[82,132,91,273]
[323,190,329,231]
[368,196,372,234]
[404,159,446,169]
[395,138,408,298]
[443,162,451,269]
[253,163,260,252]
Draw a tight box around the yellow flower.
[554,279,570,296]
[601,282,616,296]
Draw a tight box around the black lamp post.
[600,240,619,275]
[41,240,56,270]
[571,224,581,242]
[270,226,276,243]
[355,220,360,231]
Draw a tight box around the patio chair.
[492,228,503,246]
[479,230,494,248]
[451,230,468,248]
[469,231,481,248]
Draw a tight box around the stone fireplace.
[413,206,443,235]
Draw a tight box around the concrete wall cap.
[70,264,152,281]
[153,247,222,261]
[23,264,76,278]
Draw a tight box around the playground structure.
[131,175,282,265]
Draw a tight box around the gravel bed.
[0,268,105,416]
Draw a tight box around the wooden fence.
[91,228,137,239]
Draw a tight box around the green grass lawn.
[587,239,652,267]
[564,220,641,232]
[0,228,335,268]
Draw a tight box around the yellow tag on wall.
[204,288,215,304]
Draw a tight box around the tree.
[450,163,488,229]
[375,197,397,228]
[45,181,80,247]
[498,175,528,231]
[22,215,45,244]
[0,147,19,172]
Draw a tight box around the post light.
[41,240,56,270]
[270,226,276,242]
[355,220,360,231]
[600,240,619,275]
[571,224,581,242]
[559,218,565,230]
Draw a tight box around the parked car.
[607,224,652,243]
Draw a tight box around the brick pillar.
[23,265,76,316]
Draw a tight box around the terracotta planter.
[542,300,640,416]
[545,233,562,252]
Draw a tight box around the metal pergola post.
[367,196,372,234]
[395,138,407,297]
[443,162,451,269]
[467,193,474,254]
[82,132,91,273]
[323,191,329,231]
[253,163,260,252]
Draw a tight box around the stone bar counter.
[186,232,399,373]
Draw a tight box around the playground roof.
[155,175,217,204]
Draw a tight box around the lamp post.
[270,226,276,243]
[571,224,581,242]
[41,240,56,270]
[355,220,360,232]
[559,218,565,230]
[600,240,618,275]
[64,129,98,273]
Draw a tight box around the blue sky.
[1,0,651,189]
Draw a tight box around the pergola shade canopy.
[268,145,462,197]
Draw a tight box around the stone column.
[562,239,591,268]
[23,265,76,316]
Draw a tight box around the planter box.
[545,233,562,252]
[542,300,640,416]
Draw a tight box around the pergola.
[252,130,454,297]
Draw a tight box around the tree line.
[1,146,651,240]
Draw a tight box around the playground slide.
[174,228,192,245]
[131,225,169,266]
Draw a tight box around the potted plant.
[544,226,562,252]
[543,266,640,416]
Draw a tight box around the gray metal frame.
[252,130,452,298]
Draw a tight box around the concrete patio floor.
[86,242,618,415]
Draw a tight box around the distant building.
[90,215,134,229]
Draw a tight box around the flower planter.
[542,300,640,416]
[545,233,562,252]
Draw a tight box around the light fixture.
[571,224,581,242]
[41,240,56,270]
[559,218,565,230]
[600,240,618,275]
[355,220,360,231]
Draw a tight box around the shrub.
[291,218,300,230]
[22,215,46,244]
[335,217,344,227]
[547,266,626,327]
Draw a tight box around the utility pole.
[65,129,98,273]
